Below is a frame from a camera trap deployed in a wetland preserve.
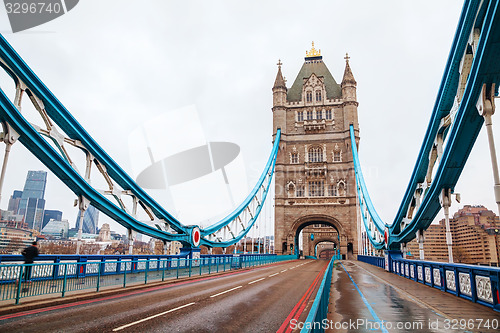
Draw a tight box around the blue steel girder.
[392,0,500,245]
[0,34,280,248]
[350,126,385,250]
[351,0,500,249]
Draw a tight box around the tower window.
[328,184,338,196]
[308,181,324,197]
[291,153,299,164]
[326,110,332,120]
[306,91,312,102]
[308,147,323,163]
[296,185,305,197]
[316,91,322,102]
[307,110,313,120]
[297,111,304,122]
[334,151,342,162]
[317,110,323,120]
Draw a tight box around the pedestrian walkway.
[327,260,499,332]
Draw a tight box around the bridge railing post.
[96,261,101,292]
[189,259,192,277]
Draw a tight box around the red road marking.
[0,259,300,321]
[276,261,328,333]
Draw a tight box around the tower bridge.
[0,0,499,331]
[273,45,359,259]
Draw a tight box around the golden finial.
[277,59,282,67]
[305,41,321,58]
[344,52,350,62]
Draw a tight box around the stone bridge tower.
[272,43,360,258]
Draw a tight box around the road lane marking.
[340,263,389,333]
[248,277,265,285]
[0,259,298,322]
[280,269,287,273]
[210,285,242,298]
[277,262,328,333]
[269,272,279,277]
[113,302,195,331]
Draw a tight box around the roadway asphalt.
[0,259,327,333]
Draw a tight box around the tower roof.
[341,53,356,86]
[273,59,286,89]
[287,43,342,102]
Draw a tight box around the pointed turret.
[273,59,287,107]
[273,60,286,90]
[341,53,359,131]
[341,55,357,86]
[341,53,357,102]
[273,59,287,145]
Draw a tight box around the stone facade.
[272,45,360,257]
[301,224,340,257]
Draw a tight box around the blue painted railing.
[358,255,500,312]
[0,254,296,304]
[300,256,340,333]
[0,253,282,280]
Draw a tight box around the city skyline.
[0,1,497,240]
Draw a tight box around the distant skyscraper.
[7,190,23,213]
[17,171,47,231]
[75,204,99,234]
[42,210,63,230]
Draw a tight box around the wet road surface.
[0,259,327,332]
[328,261,500,333]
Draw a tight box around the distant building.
[97,223,111,242]
[0,221,35,253]
[41,219,69,239]
[110,230,124,241]
[75,204,99,234]
[406,205,500,266]
[17,170,47,231]
[42,210,63,230]
[7,190,23,213]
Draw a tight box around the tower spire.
[342,53,356,86]
[273,59,286,89]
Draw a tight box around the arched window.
[308,147,323,163]
[328,184,337,196]
[325,109,332,119]
[297,111,304,122]
[316,90,322,102]
[317,110,323,120]
[306,110,313,120]
[333,151,342,162]
[296,185,305,197]
[306,91,312,102]
[308,180,324,197]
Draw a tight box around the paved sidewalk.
[327,260,499,333]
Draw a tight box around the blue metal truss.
[352,0,500,249]
[0,34,280,248]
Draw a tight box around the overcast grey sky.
[0,1,497,238]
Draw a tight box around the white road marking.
[269,272,279,277]
[210,285,242,298]
[248,277,265,285]
[280,269,287,273]
[113,302,195,331]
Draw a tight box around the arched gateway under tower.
[272,43,360,258]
